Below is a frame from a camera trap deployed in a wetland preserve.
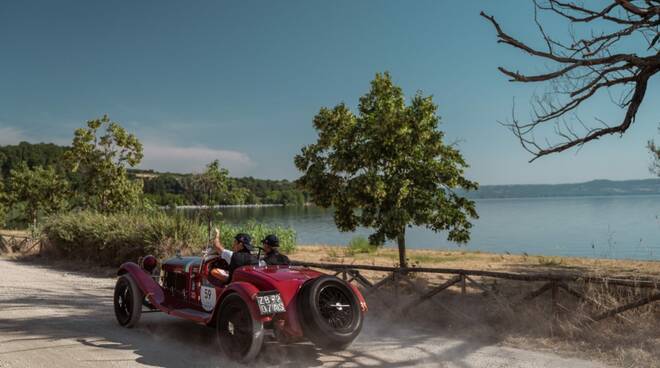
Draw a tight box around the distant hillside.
[2,142,659,202]
[463,179,660,199]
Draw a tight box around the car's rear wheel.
[299,276,363,350]
[114,274,143,328]
[216,293,264,362]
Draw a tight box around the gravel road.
[0,257,610,368]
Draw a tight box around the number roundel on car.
[201,286,216,312]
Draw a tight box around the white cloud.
[0,126,27,145]
[140,141,255,176]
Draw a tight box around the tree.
[64,115,144,212]
[648,132,660,174]
[482,1,660,162]
[7,163,69,228]
[0,142,68,179]
[295,72,478,268]
[185,160,231,240]
[0,177,7,227]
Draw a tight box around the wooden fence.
[294,261,660,324]
[0,233,43,254]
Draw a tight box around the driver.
[209,227,258,283]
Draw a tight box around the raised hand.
[213,226,223,252]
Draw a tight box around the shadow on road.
[0,256,513,367]
[0,290,497,368]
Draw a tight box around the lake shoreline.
[291,244,660,279]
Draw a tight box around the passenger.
[209,227,258,283]
[261,234,290,266]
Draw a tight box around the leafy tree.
[0,142,68,179]
[64,115,144,213]
[7,163,69,228]
[0,177,6,227]
[295,72,478,267]
[185,160,231,240]
[225,183,250,205]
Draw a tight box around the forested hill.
[0,142,68,178]
[462,179,660,199]
[0,142,305,206]
[2,142,659,204]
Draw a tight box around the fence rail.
[294,261,660,324]
[0,234,43,254]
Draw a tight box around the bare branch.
[481,1,660,161]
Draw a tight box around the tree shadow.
[0,289,501,368]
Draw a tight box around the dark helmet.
[261,234,280,247]
[234,233,253,251]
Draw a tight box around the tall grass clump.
[43,210,206,266]
[42,211,297,266]
[346,235,378,255]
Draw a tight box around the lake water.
[215,195,660,261]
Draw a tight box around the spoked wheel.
[216,293,264,362]
[114,274,143,328]
[318,285,355,330]
[299,276,363,350]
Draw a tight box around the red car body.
[116,255,367,348]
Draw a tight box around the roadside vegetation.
[0,142,307,210]
[41,211,296,267]
[0,116,297,264]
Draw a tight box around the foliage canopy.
[7,163,69,227]
[64,115,144,212]
[295,72,478,267]
[0,178,6,226]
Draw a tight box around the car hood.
[162,256,201,272]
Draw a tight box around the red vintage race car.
[114,252,367,361]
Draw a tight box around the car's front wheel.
[114,274,143,328]
[216,293,264,362]
[299,276,363,350]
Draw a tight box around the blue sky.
[1,0,659,184]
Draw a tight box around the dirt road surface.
[0,257,610,368]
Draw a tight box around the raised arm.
[213,227,224,253]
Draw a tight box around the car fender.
[347,283,368,312]
[117,262,165,307]
[217,281,268,323]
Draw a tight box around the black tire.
[114,274,143,328]
[298,276,363,350]
[216,293,264,362]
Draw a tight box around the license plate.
[256,291,286,315]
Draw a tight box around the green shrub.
[42,211,297,266]
[43,210,206,266]
[346,235,378,255]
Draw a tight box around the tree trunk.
[207,217,212,243]
[207,188,213,242]
[397,228,407,268]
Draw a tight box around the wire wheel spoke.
[220,306,253,355]
[318,285,354,330]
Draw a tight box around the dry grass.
[292,245,660,368]
[291,244,660,280]
[0,229,31,238]
[4,236,658,366]
[358,277,660,367]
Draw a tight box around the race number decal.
[201,286,216,312]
